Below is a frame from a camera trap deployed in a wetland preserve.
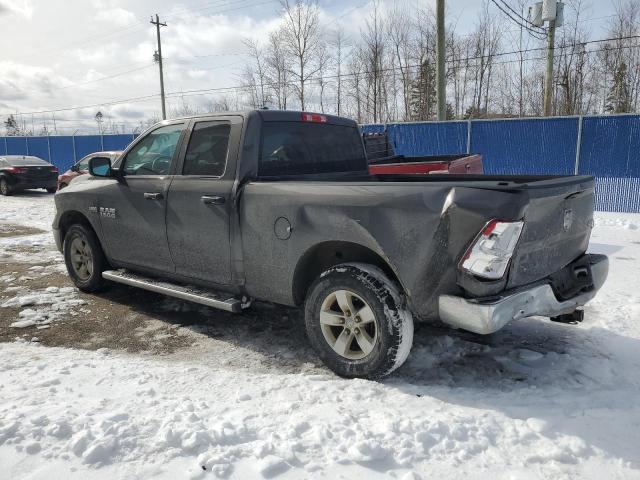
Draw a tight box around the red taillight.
[482,219,499,237]
[7,167,27,174]
[301,112,327,123]
[460,220,524,279]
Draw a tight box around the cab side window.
[123,123,184,176]
[182,122,230,176]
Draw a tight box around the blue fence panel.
[26,137,50,161]
[578,115,640,212]
[470,118,578,175]
[388,121,468,156]
[49,137,75,171]
[2,116,640,212]
[73,135,103,159]
[6,137,28,156]
[579,115,640,176]
[103,134,135,152]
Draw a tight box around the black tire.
[0,178,12,196]
[46,187,57,193]
[304,263,414,379]
[63,224,108,292]
[58,183,68,190]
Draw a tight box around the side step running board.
[102,270,243,313]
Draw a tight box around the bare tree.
[280,0,323,110]
[361,1,386,123]
[387,4,413,120]
[243,38,271,108]
[266,28,291,110]
[330,27,349,116]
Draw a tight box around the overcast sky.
[0,0,617,134]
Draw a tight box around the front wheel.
[304,264,414,379]
[0,178,12,196]
[63,224,108,292]
[46,187,57,193]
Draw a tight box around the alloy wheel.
[319,289,378,360]
[69,235,93,281]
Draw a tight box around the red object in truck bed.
[368,154,483,175]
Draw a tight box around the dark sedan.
[0,156,59,195]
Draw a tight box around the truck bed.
[243,172,595,314]
[256,172,594,191]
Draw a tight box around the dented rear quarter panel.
[240,180,529,320]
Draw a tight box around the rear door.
[166,116,242,285]
[98,122,186,273]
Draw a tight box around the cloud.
[111,104,146,119]
[96,7,137,26]
[0,61,71,102]
[0,0,33,18]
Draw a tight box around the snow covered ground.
[1,193,640,480]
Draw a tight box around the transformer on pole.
[528,1,564,116]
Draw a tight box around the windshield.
[259,122,366,176]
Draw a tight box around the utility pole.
[151,14,167,120]
[543,18,556,116]
[436,0,446,121]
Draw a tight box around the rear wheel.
[0,178,12,196]
[63,224,108,292]
[304,264,414,379]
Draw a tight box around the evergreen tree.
[605,62,632,114]
[4,115,20,136]
[409,59,437,121]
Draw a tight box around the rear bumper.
[438,254,608,334]
[10,178,57,190]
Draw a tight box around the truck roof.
[170,109,358,128]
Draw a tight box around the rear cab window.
[259,122,367,177]
[183,122,230,176]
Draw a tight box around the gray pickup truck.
[53,110,608,378]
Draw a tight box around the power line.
[162,0,252,19]
[163,0,277,21]
[4,34,640,118]
[53,64,155,92]
[490,0,546,40]
[496,0,544,31]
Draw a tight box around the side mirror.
[88,157,112,177]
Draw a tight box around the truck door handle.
[201,195,225,205]
[144,192,163,200]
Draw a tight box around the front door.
[99,122,186,273]
[166,119,239,285]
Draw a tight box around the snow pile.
[1,286,85,329]
[0,193,56,231]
